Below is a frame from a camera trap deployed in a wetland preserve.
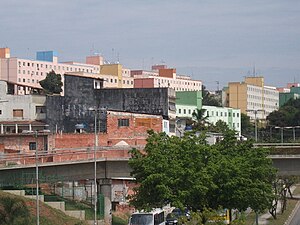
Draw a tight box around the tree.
[240,113,254,137]
[0,194,30,225]
[267,98,300,127]
[202,85,222,107]
[192,108,210,130]
[39,70,63,95]
[128,130,276,217]
[209,120,230,134]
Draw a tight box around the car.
[165,212,179,225]
[165,208,191,225]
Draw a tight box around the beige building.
[224,77,279,121]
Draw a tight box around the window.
[228,112,231,117]
[183,109,186,114]
[179,109,181,114]
[188,109,191,114]
[13,109,23,117]
[36,106,46,114]
[216,112,218,116]
[220,112,223,116]
[237,113,239,117]
[0,110,2,115]
[233,113,235,117]
[29,142,37,150]
[118,119,129,127]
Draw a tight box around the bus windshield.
[130,214,153,225]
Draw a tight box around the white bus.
[128,209,165,225]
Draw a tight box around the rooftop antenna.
[253,65,256,77]
[90,43,95,55]
[111,48,115,63]
[216,81,219,91]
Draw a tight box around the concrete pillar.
[99,178,112,225]
[0,124,3,134]
[15,124,18,133]
[29,124,32,131]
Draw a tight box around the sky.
[1,0,300,90]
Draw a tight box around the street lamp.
[89,106,106,225]
[246,109,265,142]
[34,131,39,225]
[89,107,99,225]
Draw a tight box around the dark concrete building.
[46,74,176,134]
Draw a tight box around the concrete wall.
[46,74,172,133]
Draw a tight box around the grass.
[243,184,300,225]
[0,191,88,225]
[112,214,128,225]
[266,199,298,225]
[44,194,103,220]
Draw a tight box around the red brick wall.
[54,111,163,148]
[0,135,47,153]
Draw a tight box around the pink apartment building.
[0,48,202,94]
[0,48,102,95]
[132,65,202,92]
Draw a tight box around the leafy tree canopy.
[39,70,63,95]
[128,130,276,214]
[202,85,222,107]
[267,98,300,127]
[240,113,254,136]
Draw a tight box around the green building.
[279,86,300,107]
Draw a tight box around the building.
[277,83,300,107]
[175,91,241,135]
[175,91,202,117]
[0,48,104,95]
[69,64,134,90]
[0,80,46,125]
[224,77,279,121]
[46,74,176,135]
[202,106,241,135]
[131,65,202,92]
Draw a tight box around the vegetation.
[128,130,276,221]
[267,98,300,127]
[202,85,222,107]
[191,108,210,130]
[0,191,88,225]
[240,113,254,137]
[0,193,31,225]
[39,70,63,95]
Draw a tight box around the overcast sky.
[1,0,299,90]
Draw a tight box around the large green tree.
[202,85,222,107]
[128,130,276,216]
[267,98,300,127]
[39,70,63,95]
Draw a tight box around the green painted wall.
[279,92,299,107]
[176,91,202,109]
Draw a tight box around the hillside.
[0,191,87,225]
